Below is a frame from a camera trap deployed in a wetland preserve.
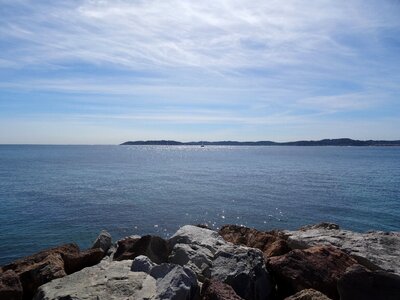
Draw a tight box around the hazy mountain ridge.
[121,138,400,146]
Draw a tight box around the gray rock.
[169,225,272,300]
[169,242,213,281]
[169,225,225,281]
[285,226,400,274]
[131,255,200,300]
[34,260,157,300]
[131,255,156,273]
[212,245,272,300]
[91,230,112,253]
[150,264,200,300]
[169,225,226,254]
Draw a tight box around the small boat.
[201,142,205,147]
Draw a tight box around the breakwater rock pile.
[0,223,399,300]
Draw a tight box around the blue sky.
[0,0,400,144]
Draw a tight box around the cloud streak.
[0,0,400,142]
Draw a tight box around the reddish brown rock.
[219,225,291,258]
[284,288,332,300]
[63,248,105,274]
[2,244,78,299]
[201,279,244,300]
[0,270,23,300]
[113,235,169,263]
[266,245,358,300]
[338,265,400,300]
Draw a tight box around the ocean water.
[0,145,399,265]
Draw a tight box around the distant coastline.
[121,138,400,146]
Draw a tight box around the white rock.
[169,225,226,254]
[34,260,156,300]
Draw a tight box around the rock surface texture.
[285,225,400,274]
[337,265,400,300]
[201,279,244,300]
[0,270,23,300]
[219,225,291,258]
[266,245,358,299]
[114,235,169,263]
[35,256,200,300]
[169,225,272,300]
[91,229,112,253]
[34,260,157,300]
[283,288,332,300]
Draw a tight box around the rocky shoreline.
[1,223,399,300]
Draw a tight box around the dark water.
[0,145,399,265]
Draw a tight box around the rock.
[150,263,200,300]
[219,225,291,258]
[63,248,105,274]
[266,245,358,300]
[299,223,340,231]
[212,245,272,300]
[201,279,243,300]
[169,242,213,281]
[169,225,273,300]
[284,289,332,300]
[168,225,226,281]
[285,225,400,274]
[0,270,23,300]
[337,265,400,300]
[2,244,78,299]
[130,255,200,300]
[114,235,169,263]
[169,225,226,254]
[34,260,157,300]
[91,229,112,253]
[131,255,156,273]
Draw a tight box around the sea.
[0,145,399,265]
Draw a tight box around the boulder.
[169,242,213,281]
[63,248,105,274]
[1,244,78,299]
[201,279,243,300]
[169,226,273,300]
[299,223,340,231]
[212,245,272,300]
[131,255,156,273]
[150,263,200,300]
[219,225,291,258]
[284,289,332,300]
[114,235,169,263]
[131,255,200,300]
[266,245,358,299]
[169,225,226,254]
[34,260,157,300]
[285,225,400,274]
[91,229,112,253]
[337,265,400,300]
[168,225,226,281]
[0,270,23,300]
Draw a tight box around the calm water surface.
[0,145,399,265]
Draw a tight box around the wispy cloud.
[0,0,399,142]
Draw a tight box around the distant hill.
[121,138,400,146]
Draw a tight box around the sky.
[0,0,400,144]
